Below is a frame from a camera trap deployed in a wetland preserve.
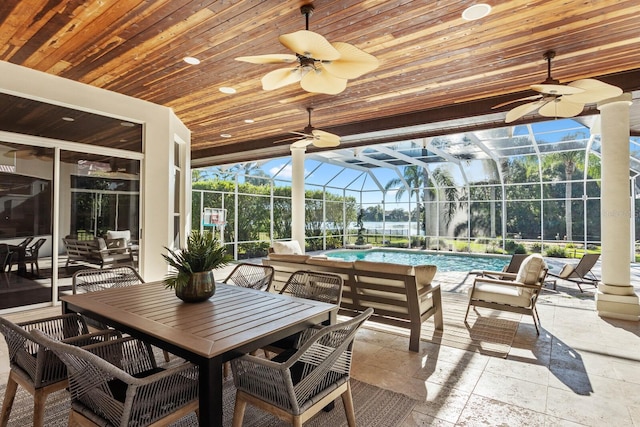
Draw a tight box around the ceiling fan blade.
[289,131,311,137]
[272,135,303,144]
[492,95,542,109]
[322,42,379,79]
[505,100,546,123]
[538,98,585,118]
[301,69,347,94]
[279,30,340,60]
[235,54,297,64]
[564,78,623,104]
[291,138,314,149]
[261,67,302,90]
[312,129,341,148]
[531,83,583,95]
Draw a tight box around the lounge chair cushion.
[469,282,533,308]
[557,263,575,278]
[272,241,303,255]
[515,254,546,286]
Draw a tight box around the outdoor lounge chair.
[546,253,600,292]
[471,253,529,280]
[465,253,548,335]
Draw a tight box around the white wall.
[0,60,191,282]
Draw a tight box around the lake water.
[325,248,509,272]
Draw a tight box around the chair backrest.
[515,254,547,285]
[0,243,9,269]
[0,314,90,387]
[27,238,46,256]
[72,266,143,294]
[504,253,529,274]
[289,307,373,407]
[223,262,275,291]
[279,270,344,306]
[574,253,600,278]
[16,236,33,248]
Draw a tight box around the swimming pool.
[325,249,510,272]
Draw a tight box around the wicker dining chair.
[262,270,344,358]
[222,262,275,291]
[0,314,118,427]
[72,266,171,362]
[279,270,344,306]
[231,307,373,427]
[32,331,199,427]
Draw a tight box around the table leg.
[199,356,223,427]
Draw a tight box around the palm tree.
[384,165,424,240]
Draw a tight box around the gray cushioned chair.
[0,314,118,427]
[231,307,373,427]
[32,331,199,427]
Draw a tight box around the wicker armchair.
[32,331,199,427]
[72,266,171,362]
[262,270,344,358]
[72,265,144,295]
[223,262,275,291]
[0,314,118,427]
[231,307,373,427]
[279,270,343,308]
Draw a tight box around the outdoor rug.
[0,377,417,426]
[363,291,522,357]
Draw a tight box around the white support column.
[596,93,640,321]
[291,146,306,253]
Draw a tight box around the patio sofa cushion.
[272,241,303,254]
[106,230,131,243]
[306,258,354,269]
[267,253,311,263]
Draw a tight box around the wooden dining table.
[61,281,337,427]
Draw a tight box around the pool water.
[325,249,509,272]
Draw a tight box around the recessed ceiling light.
[62,117,74,122]
[462,3,492,21]
[183,56,200,65]
[120,122,135,127]
[219,87,236,94]
[220,133,232,138]
[244,119,255,124]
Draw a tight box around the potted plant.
[162,230,232,302]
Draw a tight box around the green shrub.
[529,243,542,253]
[513,244,527,254]
[545,246,567,257]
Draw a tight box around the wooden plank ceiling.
[1,0,639,166]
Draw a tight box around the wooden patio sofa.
[62,236,133,269]
[262,254,443,352]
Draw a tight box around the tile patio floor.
[1,260,639,426]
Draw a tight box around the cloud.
[271,164,294,178]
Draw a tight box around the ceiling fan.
[235,4,379,95]
[277,107,340,148]
[494,50,622,123]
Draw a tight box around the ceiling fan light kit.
[496,50,623,123]
[235,4,379,95]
